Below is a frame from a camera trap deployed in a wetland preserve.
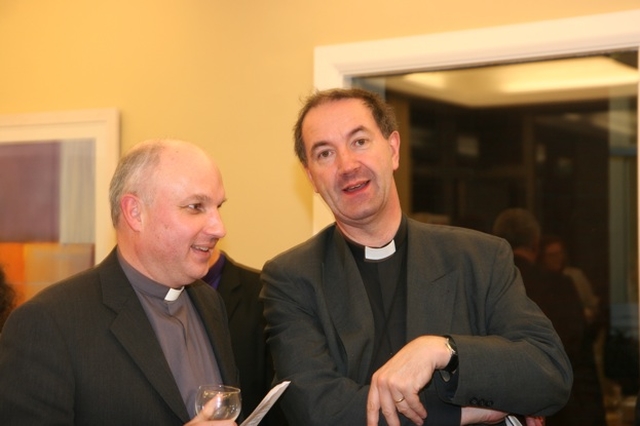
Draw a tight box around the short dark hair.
[293,88,398,166]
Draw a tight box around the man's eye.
[354,138,367,147]
[316,150,332,160]
[186,203,204,211]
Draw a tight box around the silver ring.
[394,396,405,404]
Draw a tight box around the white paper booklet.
[240,380,291,426]
[506,415,523,426]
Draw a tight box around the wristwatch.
[442,335,458,374]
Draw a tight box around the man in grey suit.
[0,139,240,426]
[260,88,572,426]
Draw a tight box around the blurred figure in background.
[493,208,606,426]
[538,234,600,326]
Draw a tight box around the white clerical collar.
[364,239,397,261]
[164,286,185,302]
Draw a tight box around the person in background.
[261,87,571,426]
[0,265,16,332]
[538,234,600,326]
[493,208,606,426]
[202,247,287,425]
[538,234,607,407]
[0,139,239,426]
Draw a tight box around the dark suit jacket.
[0,249,239,426]
[261,219,572,426]
[216,254,279,423]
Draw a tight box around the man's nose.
[337,149,359,174]
[206,209,227,238]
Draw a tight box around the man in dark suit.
[0,139,240,426]
[493,208,606,426]
[261,88,571,426]
[203,248,286,425]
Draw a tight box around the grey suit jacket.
[261,219,572,425]
[0,248,239,426]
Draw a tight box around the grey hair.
[108,140,167,226]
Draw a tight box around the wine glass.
[195,384,242,420]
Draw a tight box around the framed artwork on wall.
[0,109,119,303]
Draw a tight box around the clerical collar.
[365,240,397,261]
[164,287,185,301]
[117,250,186,302]
[346,216,408,262]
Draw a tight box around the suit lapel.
[323,228,376,383]
[405,221,458,340]
[98,251,189,422]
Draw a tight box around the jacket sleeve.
[261,257,372,425]
[433,237,573,416]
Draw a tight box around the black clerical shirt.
[345,217,460,426]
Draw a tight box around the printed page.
[240,381,291,426]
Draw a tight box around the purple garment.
[202,252,227,289]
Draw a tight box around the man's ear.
[120,194,144,231]
[388,131,401,171]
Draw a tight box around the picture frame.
[0,109,119,302]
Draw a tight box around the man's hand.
[184,400,238,426]
[184,421,236,426]
[366,336,453,426]
[461,407,507,425]
[525,416,545,426]
[461,409,545,426]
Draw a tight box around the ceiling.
[383,55,638,109]
[359,54,639,139]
